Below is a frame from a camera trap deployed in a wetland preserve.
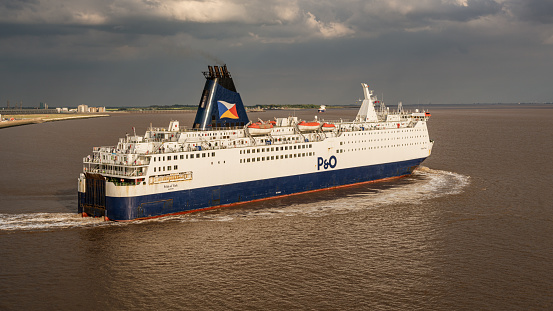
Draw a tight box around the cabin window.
[174,165,178,170]
[174,156,177,160]
[154,167,156,172]
[202,153,206,158]
[196,154,200,158]
[212,152,215,157]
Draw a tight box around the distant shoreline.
[0,114,109,129]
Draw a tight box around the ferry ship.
[78,65,433,221]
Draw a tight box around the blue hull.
[79,157,427,221]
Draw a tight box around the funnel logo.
[218,101,239,119]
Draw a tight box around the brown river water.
[0,106,552,310]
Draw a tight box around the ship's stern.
[78,173,107,219]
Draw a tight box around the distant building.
[77,105,105,113]
[39,102,48,109]
[77,104,88,113]
[88,106,106,113]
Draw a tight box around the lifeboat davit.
[247,122,273,135]
[298,121,320,132]
[321,123,336,131]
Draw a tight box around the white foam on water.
[0,212,113,232]
[0,167,470,230]
[184,167,470,222]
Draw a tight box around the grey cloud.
[1,0,38,11]
[0,0,552,107]
[506,0,553,24]
[404,0,502,23]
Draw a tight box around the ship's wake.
[0,212,115,232]
[178,166,470,222]
[0,167,469,232]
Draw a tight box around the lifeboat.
[425,112,431,117]
[247,121,273,135]
[298,121,320,132]
[321,123,336,131]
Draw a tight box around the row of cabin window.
[240,152,314,163]
[340,135,428,145]
[239,144,312,155]
[152,152,216,162]
[153,165,178,173]
[343,128,426,136]
[337,142,426,153]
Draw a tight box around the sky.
[1,0,552,107]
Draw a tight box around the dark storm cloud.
[0,23,87,38]
[0,0,552,107]
[1,0,39,11]
[507,0,553,24]
[404,0,502,23]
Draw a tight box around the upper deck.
[82,110,430,180]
